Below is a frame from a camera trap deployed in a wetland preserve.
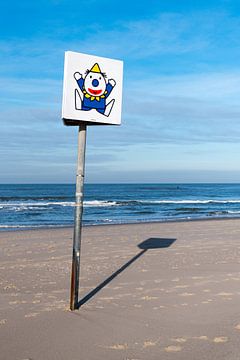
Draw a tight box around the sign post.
[70,124,87,311]
[62,51,123,310]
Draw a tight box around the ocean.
[1,183,240,230]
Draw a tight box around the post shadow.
[77,237,176,309]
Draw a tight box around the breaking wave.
[2,198,240,210]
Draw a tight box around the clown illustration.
[74,63,116,117]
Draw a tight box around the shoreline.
[2,214,240,232]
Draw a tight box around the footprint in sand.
[165,345,182,352]
[213,337,228,343]
[179,292,195,297]
[154,279,163,283]
[35,293,43,297]
[143,340,157,348]
[106,343,128,350]
[172,338,187,343]
[217,292,233,296]
[193,336,208,340]
[141,296,158,301]
[4,284,17,290]
[99,297,115,301]
[25,313,39,318]
[0,319,7,325]
[9,301,18,305]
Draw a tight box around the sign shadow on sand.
[77,237,176,309]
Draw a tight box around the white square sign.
[62,51,123,125]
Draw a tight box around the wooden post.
[70,124,87,310]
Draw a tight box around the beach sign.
[62,51,123,125]
[62,51,123,310]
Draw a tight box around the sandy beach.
[1,219,240,359]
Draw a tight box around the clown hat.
[90,63,101,73]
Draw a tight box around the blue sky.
[1,0,240,183]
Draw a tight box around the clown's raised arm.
[108,79,116,87]
[74,72,84,92]
[105,78,116,97]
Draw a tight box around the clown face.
[84,71,107,97]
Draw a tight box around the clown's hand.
[109,79,116,87]
[74,72,82,81]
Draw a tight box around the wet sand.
[1,219,240,359]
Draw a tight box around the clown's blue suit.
[76,78,114,114]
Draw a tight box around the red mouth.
[88,88,102,95]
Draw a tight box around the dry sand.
[1,219,240,359]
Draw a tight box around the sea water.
[1,183,240,230]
